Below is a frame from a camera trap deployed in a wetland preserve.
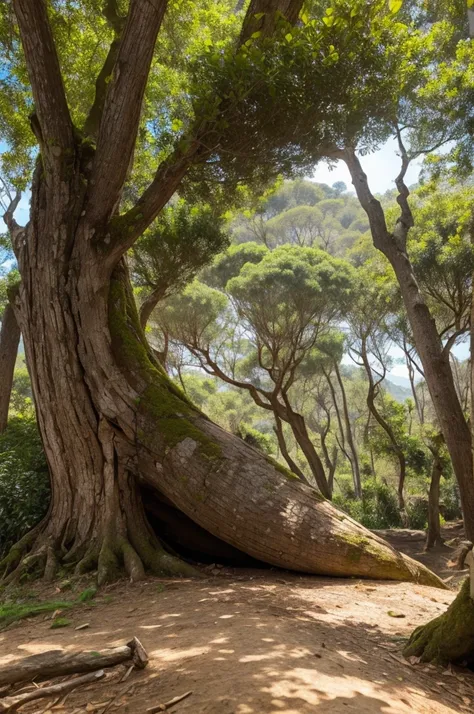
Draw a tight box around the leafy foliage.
[132,201,229,305]
[334,478,403,530]
[0,416,49,558]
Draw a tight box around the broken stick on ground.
[146,691,193,713]
[0,637,148,687]
[0,670,105,712]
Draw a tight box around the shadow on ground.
[2,571,472,713]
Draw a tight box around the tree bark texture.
[0,303,20,433]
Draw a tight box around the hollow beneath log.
[142,485,268,567]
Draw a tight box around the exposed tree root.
[0,530,38,580]
[0,510,199,587]
[403,577,474,665]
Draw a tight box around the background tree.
[158,245,355,496]
[0,185,20,433]
[131,201,229,328]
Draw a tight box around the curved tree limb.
[105,0,305,263]
[1,184,23,247]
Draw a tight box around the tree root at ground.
[403,577,474,665]
[0,481,200,587]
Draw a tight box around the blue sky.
[312,137,424,194]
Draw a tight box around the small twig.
[99,682,134,714]
[146,690,193,713]
[36,695,61,714]
[120,665,134,683]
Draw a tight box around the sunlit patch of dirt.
[1,567,473,713]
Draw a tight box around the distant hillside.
[340,364,412,403]
[384,378,412,403]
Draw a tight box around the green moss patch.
[0,600,73,630]
[108,269,221,462]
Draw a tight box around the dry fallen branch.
[146,691,193,713]
[0,670,105,712]
[0,637,148,687]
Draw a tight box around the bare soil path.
[1,565,473,714]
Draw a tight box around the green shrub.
[0,416,50,558]
[440,477,462,521]
[237,423,274,454]
[334,478,402,530]
[405,497,428,530]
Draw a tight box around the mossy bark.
[403,578,474,665]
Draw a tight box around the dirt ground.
[1,524,473,714]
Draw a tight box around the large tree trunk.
[403,577,474,665]
[0,302,21,432]
[342,148,474,541]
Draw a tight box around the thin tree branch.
[443,327,469,356]
[393,124,414,248]
[339,147,391,255]
[1,187,23,247]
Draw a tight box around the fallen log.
[0,670,104,712]
[0,637,147,687]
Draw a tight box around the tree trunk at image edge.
[342,148,474,541]
[404,577,474,665]
[0,302,21,433]
[1,195,443,587]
